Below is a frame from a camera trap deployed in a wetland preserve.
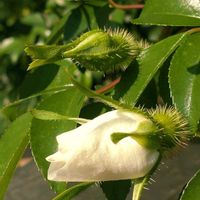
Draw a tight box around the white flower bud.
[46,110,159,182]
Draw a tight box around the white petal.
[46,110,159,182]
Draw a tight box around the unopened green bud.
[25,28,146,71]
[63,29,143,73]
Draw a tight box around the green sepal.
[31,109,89,124]
[111,132,160,150]
[111,119,160,149]
[25,45,71,70]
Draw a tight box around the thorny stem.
[108,0,144,10]
[132,177,147,200]
[95,77,121,94]
[132,154,162,200]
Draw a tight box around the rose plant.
[0,1,200,200]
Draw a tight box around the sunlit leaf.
[0,113,32,199]
[179,169,200,200]
[114,33,187,106]
[134,0,200,26]
[30,88,84,193]
[169,33,200,133]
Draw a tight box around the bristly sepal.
[148,106,190,152]
[63,28,145,73]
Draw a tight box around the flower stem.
[132,154,162,200]
[108,0,144,10]
[132,177,147,200]
[95,77,121,94]
[187,27,200,35]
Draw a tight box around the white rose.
[46,110,159,182]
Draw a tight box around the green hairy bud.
[25,28,145,72]
[63,29,143,72]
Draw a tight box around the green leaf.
[2,84,72,121]
[21,13,45,27]
[100,180,131,200]
[53,182,93,200]
[80,102,111,119]
[134,0,200,26]
[82,5,99,29]
[3,61,74,120]
[169,33,200,133]
[70,75,128,110]
[30,88,84,193]
[19,61,74,98]
[93,5,110,28]
[46,4,80,44]
[136,79,157,108]
[63,8,88,42]
[158,56,173,105]
[70,74,151,118]
[0,113,32,199]
[0,113,10,136]
[81,4,109,30]
[179,169,200,200]
[114,32,187,106]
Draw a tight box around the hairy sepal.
[63,29,141,73]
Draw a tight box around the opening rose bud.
[46,110,159,182]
